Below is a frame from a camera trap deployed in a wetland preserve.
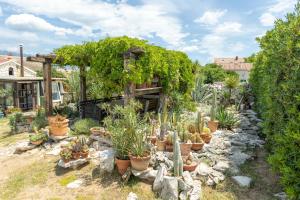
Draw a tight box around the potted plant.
[90,126,106,136]
[208,88,219,133]
[147,119,158,145]
[190,133,204,151]
[102,101,146,175]
[81,145,89,158]
[70,138,82,160]
[183,154,198,172]
[178,123,192,156]
[60,148,72,163]
[157,99,169,151]
[165,133,174,152]
[29,128,48,145]
[48,114,69,136]
[200,127,212,144]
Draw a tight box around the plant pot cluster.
[183,154,198,172]
[29,128,48,145]
[60,137,89,163]
[48,115,69,136]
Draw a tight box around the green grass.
[0,161,52,200]
[59,174,77,186]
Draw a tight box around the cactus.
[159,98,168,141]
[196,112,204,133]
[79,136,87,146]
[191,133,203,143]
[178,124,191,143]
[173,131,183,176]
[203,127,211,135]
[166,133,173,145]
[210,88,217,121]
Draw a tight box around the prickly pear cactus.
[173,131,183,176]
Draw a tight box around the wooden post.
[27,54,55,116]
[43,62,52,115]
[79,65,87,118]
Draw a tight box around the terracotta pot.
[30,140,43,146]
[208,120,219,133]
[48,118,69,136]
[90,127,105,136]
[147,136,157,145]
[201,134,212,144]
[180,143,192,156]
[115,158,131,175]
[165,144,173,152]
[62,158,70,163]
[72,152,81,160]
[129,154,151,171]
[192,143,204,151]
[81,152,89,158]
[157,140,166,151]
[183,162,198,172]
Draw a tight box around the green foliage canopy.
[249,4,300,199]
[201,63,238,84]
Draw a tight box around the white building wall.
[0,61,36,77]
[235,70,249,81]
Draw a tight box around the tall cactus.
[173,131,183,176]
[159,97,168,140]
[196,112,204,133]
[210,88,217,121]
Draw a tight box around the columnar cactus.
[196,112,204,133]
[159,98,168,140]
[173,131,183,176]
[210,88,217,121]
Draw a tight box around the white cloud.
[214,22,242,35]
[260,13,276,26]
[268,0,297,13]
[5,13,92,37]
[229,42,245,52]
[194,10,227,25]
[179,45,199,52]
[1,0,187,46]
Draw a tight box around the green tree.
[201,63,238,84]
[249,3,300,199]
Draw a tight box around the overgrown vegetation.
[31,108,48,130]
[249,4,300,199]
[216,107,238,130]
[200,63,238,84]
[8,112,26,133]
[73,119,99,135]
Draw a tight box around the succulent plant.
[188,124,196,134]
[79,136,87,146]
[210,88,217,121]
[173,131,183,176]
[166,133,173,145]
[202,127,211,135]
[191,133,203,143]
[178,123,191,143]
[196,112,204,133]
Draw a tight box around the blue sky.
[0,0,297,64]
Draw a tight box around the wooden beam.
[43,62,52,116]
[79,65,87,118]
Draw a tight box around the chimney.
[20,45,24,77]
[235,56,238,61]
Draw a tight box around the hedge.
[249,4,300,199]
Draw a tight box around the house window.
[8,67,14,76]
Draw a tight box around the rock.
[179,190,188,200]
[160,176,178,200]
[213,161,229,172]
[66,179,83,189]
[178,178,192,192]
[132,168,158,183]
[14,142,36,154]
[99,149,115,173]
[48,134,69,142]
[190,180,202,200]
[182,171,194,187]
[153,164,167,192]
[58,158,89,169]
[232,176,252,188]
[196,163,212,176]
[127,192,138,200]
[206,178,214,186]
[230,151,251,166]
[274,192,287,200]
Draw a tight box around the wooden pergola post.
[27,54,56,116]
[123,47,145,105]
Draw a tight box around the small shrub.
[31,108,48,130]
[73,119,99,135]
[9,112,26,133]
[216,107,238,130]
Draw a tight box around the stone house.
[214,56,253,82]
[0,54,65,111]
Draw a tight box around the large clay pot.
[48,117,69,136]
[192,143,204,151]
[115,158,131,175]
[129,154,151,171]
[156,140,165,151]
[208,120,219,133]
[180,143,192,156]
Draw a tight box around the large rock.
[132,168,158,183]
[230,151,251,166]
[99,149,115,173]
[153,164,167,192]
[160,176,178,200]
[190,180,202,200]
[58,158,89,169]
[182,171,194,187]
[213,161,229,172]
[196,163,212,176]
[232,176,252,188]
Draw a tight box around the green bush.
[201,63,238,84]
[73,119,99,135]
[215,107,238,130]
[32,108,48,130]
[9,112,26,133]
[249,4,300,199]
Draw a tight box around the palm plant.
[224,75,239,103]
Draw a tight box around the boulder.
[232,176,252,188]
[182,171,194,187]
[196,163,212,176]
[190,180,202,200]
[66,179,83,189]
[153,164,167,192]
[132,168,158,183]
[160,176,178,200]
[58,158,89,169]
[99,149,115,173]
[213,161,229,172]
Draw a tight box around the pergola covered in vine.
[34,36,196,117]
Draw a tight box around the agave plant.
[215,107,239,130]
